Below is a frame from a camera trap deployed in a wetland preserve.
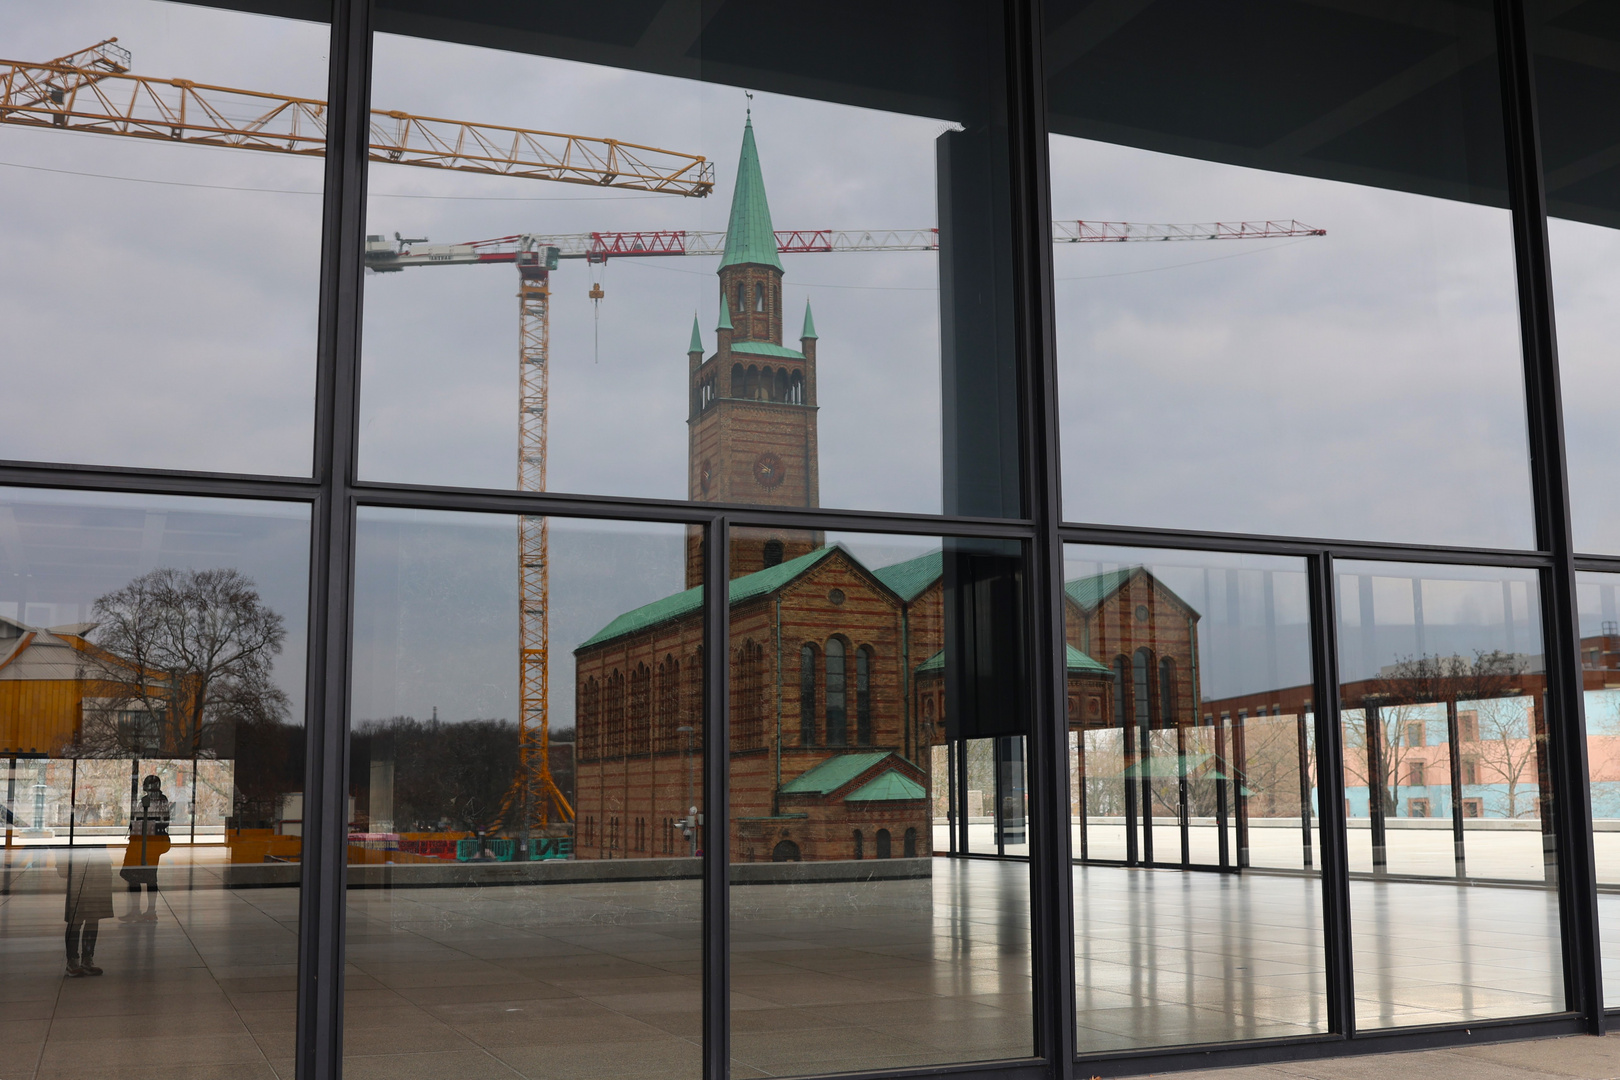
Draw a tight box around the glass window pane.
[1574,571,1620,1005]
[728,528,1032,1073]
[0,488,309,1072]
[0,2,326,475]
[359,0,1021,518]
[1336,562,1562,1027]
[348,511,701,1078]
[1045,1,1534,548]
[1065,546,1327,1050]
[1530,2,1620,553]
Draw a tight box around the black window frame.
[0,2,1606,1078]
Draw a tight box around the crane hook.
[588,258,606,364]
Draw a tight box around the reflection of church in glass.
[571,119,1201,862]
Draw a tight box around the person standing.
[119,774,171,921]
[59,846,112,976]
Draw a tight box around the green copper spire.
[800,299,818,341]
[718,116,783,272]
[689,314,704,354]
[717,291,733,332]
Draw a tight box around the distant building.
[0,615,100,755]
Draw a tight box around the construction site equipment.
[3,40,717,846]
[365,219,1325,270]
[0,39,714,195]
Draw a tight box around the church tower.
[686,116,822,586]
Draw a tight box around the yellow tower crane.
[0,39,715,848]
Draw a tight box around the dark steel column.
[1494,0,1604,1029]
[1298,706,1315,869]
[1006,0,1074,1068]
[702,514,730,1080]
[1215,714,1230,870]
[1366,701,1387,874]
[1446,699,1467,879]
[1309,553,1355,1038]
[294,2,370,1078]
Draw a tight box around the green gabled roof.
[846,770,927,802]
[1066,644,1112,675]
[1121,753,1211,779]
[729,341,805,361]
[801,300,818,340]
[577,546,840,651]
[872,550,941,602]
[780,751,891,795]
[689,315,704,354]
[1064,567,1137,612]
[914,644,1110,676]
[719,117,783,271]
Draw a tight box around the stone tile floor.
[0,847,1614,1078]
[1154,1034,1620,1080]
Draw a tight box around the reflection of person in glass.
[58,847,113,977]
[120,774,171,921]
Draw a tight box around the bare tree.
[75,568,289,760]
[1346,651,1530,819]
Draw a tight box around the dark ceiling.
[188,0,1620,228]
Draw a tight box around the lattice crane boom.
[366,218,1325,270]
[0,43,714,194]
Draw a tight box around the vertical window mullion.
[1006,0,1074,1071]
[1308,552,1354,1038]
[1492,0,1605,1027]
[702,514,730,1080]
[295,1,371,1078]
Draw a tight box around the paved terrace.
[0,840,1612,1079]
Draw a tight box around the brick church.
[571,118,1203,862]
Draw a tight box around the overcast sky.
[1,2,1609,728]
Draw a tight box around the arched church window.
[1113,656,1129,733]
[852,829,863,860]
[730,363,743,396]
[775,367,789,402]
[763,539,784,568]
[736,282,745,312]
[855,646,873,745]
[754,282,764,312]
[744,365,759,400]
[790,371,804,405]
[800,644,818,745]
[1159,656,1177,728]
[825,637,848,746]
[875,828,891,858]
[903,827,918,858]
[1133,647,1153,735]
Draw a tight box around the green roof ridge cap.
[719,117,784,271]
[779,751,893,794]
[846,770,927,802]
[577,546,841,651]
[871,549,941,602]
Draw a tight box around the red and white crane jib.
[364,219,1322,271]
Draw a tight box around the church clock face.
[752,452,785,488]
[699,459,713,494]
